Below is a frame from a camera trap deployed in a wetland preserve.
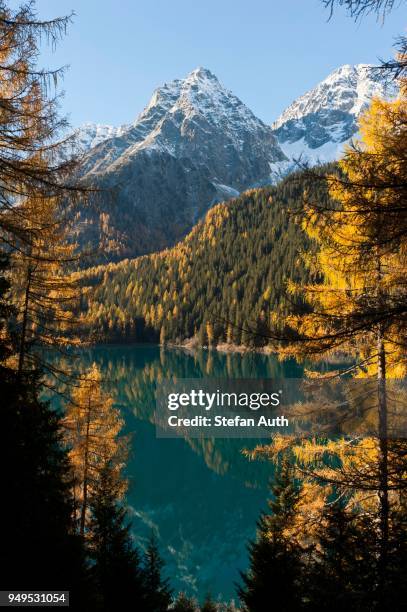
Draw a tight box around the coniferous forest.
[0,0,406,610]
[79,175,323,346]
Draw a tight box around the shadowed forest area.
[0,0,406,610]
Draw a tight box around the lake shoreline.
[174,338,274,355]
[87,338,276,355]
[86,340,351,367]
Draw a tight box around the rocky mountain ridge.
[74,67,285,259]
[74,64,392,259]
[271,63,392,168]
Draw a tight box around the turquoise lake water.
[76,345,304,602]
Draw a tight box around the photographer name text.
[166,389,289,428]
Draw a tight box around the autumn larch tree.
[10,195,83,382]
[260,87,407,605]
[0,1,95,387]
[0,1,89,251]
[0,2,92,606]
[64,362,126,538]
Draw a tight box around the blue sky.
[12,0,406,127]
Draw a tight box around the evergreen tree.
[379,503,407,611]
[80,176,319,346]
[173,593,199,612]
[88,461,145,611]
[308,502,375,611]
[238,461,304,611]
[0,253,89,607]
[142,532,172,611]
[0,377,89,607]
[201,594,218,612]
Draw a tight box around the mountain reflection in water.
[73,345,303,600]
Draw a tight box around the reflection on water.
[75,345,303,600]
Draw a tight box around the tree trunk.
[79,392,92,538]
[17,266,33,380]
[377,326,389,553]
[376,249,389,606]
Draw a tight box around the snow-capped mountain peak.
[271,63,395,172]
[81,67,285,182]
[273,64,385,130]
[74,68,285,260]
[72,63,397,260]
[139,67,219,117]
[131,66,275,156]
[75,122,129,152]
[74,69,224,155]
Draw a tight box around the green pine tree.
[0,375,89,607]
[384,505,407,611]
[310,500,407,612]
[308,502,374,611]
[88,461,145,611]
[0,252,89,606]
[201,594,218,611]
[173,592,199,612]
[143,532,173,611]
[238,460,304,611]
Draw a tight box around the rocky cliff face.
[75,68,285,260]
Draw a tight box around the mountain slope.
[80,170,334,346]
[271,64,392,169]
[75,68,285,260]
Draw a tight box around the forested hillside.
[80,171,332,346]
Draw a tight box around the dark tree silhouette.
[201,594,218,611]
[308,502,375,610]
[88,462,146,611]
[172,593,199,612]
[238,462,305,611]
[0,375,89,607]
[323,0,401,19]
[143,532,173,612]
